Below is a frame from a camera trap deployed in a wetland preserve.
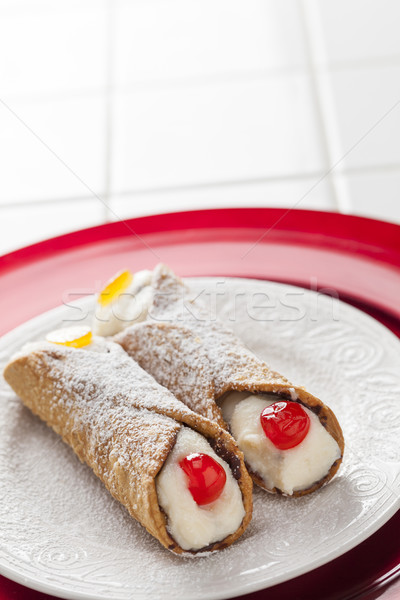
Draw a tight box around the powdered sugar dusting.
[116,322,225,427]
[42,341,205,434]
[0,276,399,599]
[148,265,291,397]
[116,265,343,495]
[4,338,251,556]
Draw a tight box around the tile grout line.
[2,163,400,211]
[0,171,360,212]
[103,0,116,223]
[3,55,400,106]
[299,0,350,214]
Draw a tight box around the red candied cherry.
[179,453,227,505]
[260,401,310,450]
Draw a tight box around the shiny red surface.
[0,208,399,336]
[180,453,227,505]
[260,401,310,450]
[0,208,399,600]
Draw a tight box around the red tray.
[0,208,399,600]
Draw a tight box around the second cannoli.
[112,265,344,497]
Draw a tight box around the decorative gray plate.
[0,278,399,600]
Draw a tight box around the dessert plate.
[0,277,399,600]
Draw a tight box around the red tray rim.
[1,208,399,273]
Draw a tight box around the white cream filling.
[219,392,341,495]
[92,270,153,337]
[156,426,245,551]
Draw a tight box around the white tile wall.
[0,95,106,204]
[322,66,400,170]
[308,0,400,221]
[111,75,324,192]
[110,177,335,221]
[314,0,400,64]
[0,1,108,97]
[0,198,104,255]
[333,170,400,224]
[114,0,307,86]
[0,0,399,257]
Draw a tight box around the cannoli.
[106,264,344,497]
[3,328,252,554]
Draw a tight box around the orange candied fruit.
[46,326,92,348]
[98,269,133,307]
